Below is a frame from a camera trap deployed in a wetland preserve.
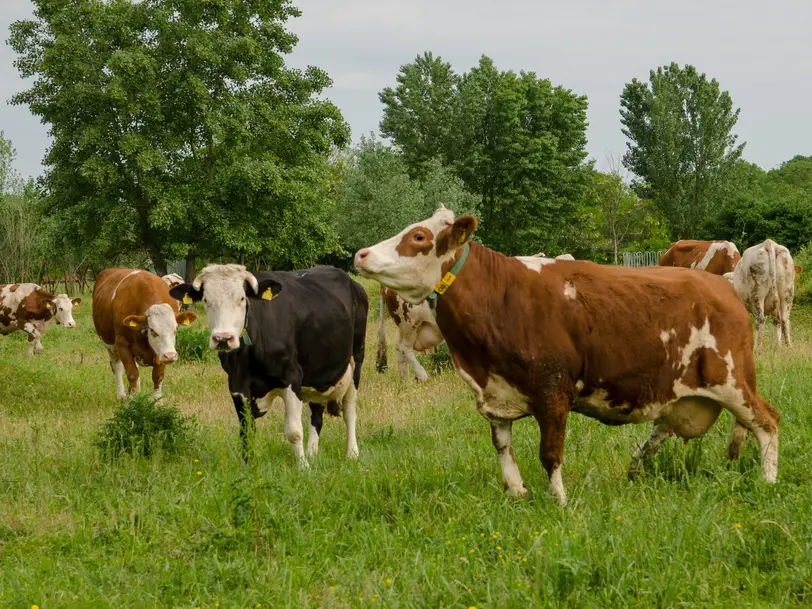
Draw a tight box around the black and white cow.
[170,264,368,464]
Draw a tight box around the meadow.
[1,277,811,608]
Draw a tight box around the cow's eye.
[415,233,424,242]
[240,296,245,303]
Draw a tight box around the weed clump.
[95,393,195,459]
[176,328,214,363]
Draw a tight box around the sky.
[2,0,811,181]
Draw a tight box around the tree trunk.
[150,250,168,277]
[185,250,197,283]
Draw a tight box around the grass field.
[1,276,811,608]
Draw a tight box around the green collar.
[428,243,470,309]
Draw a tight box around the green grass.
[1,280,811,608]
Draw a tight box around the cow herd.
[0,207,799,504]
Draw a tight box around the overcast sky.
[2,0,811,181]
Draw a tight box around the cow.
[659,240,741,275]
[723,239,801,350]
[168,264,368,464]
[376,286,443,382]
[354,207,780,504]
[0,284,81,355]
[93,269,197,400]
[161,273,185,288]
[533,253,576,261]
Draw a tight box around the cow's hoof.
[506,486,528,499]
[298,458,311,470]
[346,447,359,460]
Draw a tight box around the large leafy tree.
[379,54,591,256]
[333,136,477,259]
[10,0,348,276]
[620,63,744,240]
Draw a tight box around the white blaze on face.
[194,264,257,351]
[53,294,78,328]
[145,304,179,361]
[354,207,458,304]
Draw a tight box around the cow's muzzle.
[161,352,178,364]
[212,333,238,351]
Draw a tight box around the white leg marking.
[105,345,127,400]
[307,404,320,458]
[282,386,308,468]
[152,381,163,400]
[549,465,566,506]
[491,421,527,498]
[342,382,360,459]
[395,341,410,380]
[752,426,778,483]
[405,348,429,382]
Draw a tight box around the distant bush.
[95,394,195,459]
[176,328,214,363]
[794,244,812,305]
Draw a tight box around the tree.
[620,63,744,240]
[380,54,592,256]
[333,136,478,260]
[10,0,348,276]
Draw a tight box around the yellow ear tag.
[45,301,52,309]
[127,320,138,328]
[182,294,193,305]
[458,232,467,244]
[182,318,191,326]
[261,287,275,300]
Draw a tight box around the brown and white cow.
[376,286,443,382]
[723,239,801,350]
[93,269,196,400]
[659,240,741,275]
[0,284,81,355]
[354,207,780,504]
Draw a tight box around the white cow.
[723,239,800,350]
[532,253,576,261]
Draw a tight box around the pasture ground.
[1,277,811,608]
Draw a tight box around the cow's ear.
[450,216,478,246]
[251,279,283,301]
[169,283,202,305]
[795,265,803,275]
[176,311,197,327]
[122,314,147,330]
[71,297,82,307]
[42,298,56,311]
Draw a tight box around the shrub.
[95,394,195,459]
[176,328,214,363]
[424,341,454,374]
[793,244,812,305]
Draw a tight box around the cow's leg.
[118,347,140,397]
[727,420,749,460]
[490,420,527,499]
[231,392,255,461]
[781,307,792,347]
[753,300,766,351]
[628,422,671,479]
[536,405,569,505]
[105,344,127,400]
[394,340,410,380]
[720,388,779,483]
[23,322,42,356]
[405,347,429,383]
[151,364,165,400]
[282,386,308,467]
[342,382,359,459]
[307,402,323,457]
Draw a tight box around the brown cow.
[376,286,443,382]
[354,207,780,504]
[0,283,81,355]
[93,269,196,400]
[659,240,741,275]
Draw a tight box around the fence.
[622,251,666,268]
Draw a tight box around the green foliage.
[705,157,812,252]
[423,341,454,374]
[333,136,477,257]
[380,53,591,255]
[10,0,349,275]
[95,393,195,460]
[176,327,216,363]
[621,63,744,240]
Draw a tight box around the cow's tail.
[376,285,388,373]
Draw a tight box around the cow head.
[52,294,81,328]
[169,264,281,352]
[161,273,185,289]
[354,206,478,304]
[122,304,196,364]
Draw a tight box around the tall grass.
[0,283,810,607]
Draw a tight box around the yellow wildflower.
[197,471,203,476]
[193,459,199,463]
[385,579,392,585]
